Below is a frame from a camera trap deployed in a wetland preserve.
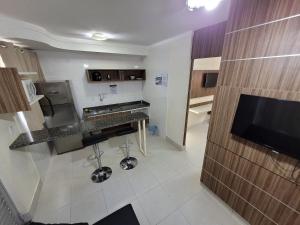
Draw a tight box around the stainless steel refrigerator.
[35,80,83,154]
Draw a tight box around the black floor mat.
[93,204,140,225]
[30,204,139,225]
[30,223,88,225]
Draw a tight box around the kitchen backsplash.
[36,50,145,118]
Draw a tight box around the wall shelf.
[86,69,146,83]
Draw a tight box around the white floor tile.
[34,204,70,224]
[71,174,102,204]
[36,171,71,214]
[71,190,108,224]
[180,190,240,225]
[127,163,160,196]
[157,210,190,225]
[102,169,136,213]
[33,121,247,225]
[137,186,178,225]
[161,167,201,207]
[131,200,151,225]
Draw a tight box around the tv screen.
[203,73,218,88]
[231,94,300,160]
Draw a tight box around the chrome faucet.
[99,93,106,102]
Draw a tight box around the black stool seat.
[116,127,137,136]
[82,134,108,147]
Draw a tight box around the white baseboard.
[165,136,186,151]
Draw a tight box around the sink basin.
[89,109,112,115]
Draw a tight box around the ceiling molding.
[0,15,149,56]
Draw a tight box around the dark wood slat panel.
[204,142,300,212]
[226,0,300,33]
[190,70,217,98]
[201,171,276,225]
[203,155,300,223]
[0,42,45,81]
[0,68,30,113]
[279,210,300,225]
[223,16,300,60]
[209,86,300,173]
[203,1,300,224]
[219,57,300,91]
[191,21,226,59]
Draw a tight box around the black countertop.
[10,112,149,150]
[83,100,150,119]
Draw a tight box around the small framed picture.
[155,76,162,85]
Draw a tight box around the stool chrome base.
[91,167,112,183]
[120,157,138,170]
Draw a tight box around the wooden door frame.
[182,59,194,146]
[182,21,227,146]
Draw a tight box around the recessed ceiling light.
[186,0,206,11]
[187,0,223,11]
[91,33,108,41]
[204,0,223,10]
[83,64,89,68]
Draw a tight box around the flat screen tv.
[231,94,300,160]
[203,73,218,88]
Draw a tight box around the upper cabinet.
[0,42,45,82]
[86,69,146,82]
[0,68,30,113]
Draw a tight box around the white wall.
[0,114,40,215]
[143,32,193,145]
[36,50,145,117]
[38,32,192,147]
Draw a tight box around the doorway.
[184,57,221,166]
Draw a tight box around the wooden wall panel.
[201,170,277,225]
[191,21,227,59]
[205,141,300,211]
[201,1,300,224]
[218,57,300,91]
[190,70,217,98]
[223,16,300,60]
[184,22,226,145]
[0,68,30,113]
[0,42,45,81]
[226,0,300,33]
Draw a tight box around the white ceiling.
[0,0,230,46]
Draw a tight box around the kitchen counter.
[83,100,150,119]
[9,112,149,150]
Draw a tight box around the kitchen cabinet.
[86,69,145,82]
[0,41,45,81]
[0,68,30,113]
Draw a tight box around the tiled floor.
[33,121,249,225]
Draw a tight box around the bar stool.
[117,127,138,170]
[82,134,112,183]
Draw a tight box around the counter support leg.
[138,121,142,152]
[142,119,147,156]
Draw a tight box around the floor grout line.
[34,125,247,225]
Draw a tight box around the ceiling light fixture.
[91,33,108,41]
[187,0,223,11]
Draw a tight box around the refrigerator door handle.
[44,96,55,117]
